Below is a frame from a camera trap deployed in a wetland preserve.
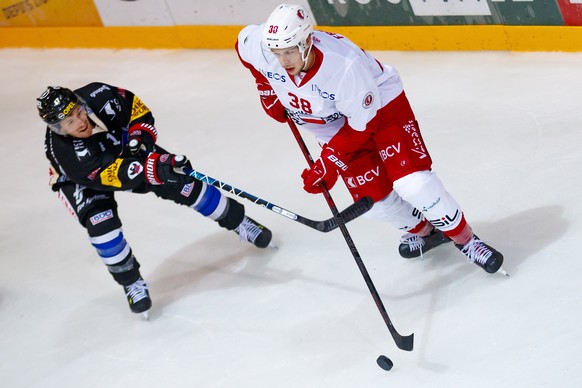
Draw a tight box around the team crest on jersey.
[362,92,374,109]
[127,161,142,180]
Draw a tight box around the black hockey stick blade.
[394,332,414,351]
[318,196,374,232]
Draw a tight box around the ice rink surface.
[0,48,581,388]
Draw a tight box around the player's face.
[271,46,304,75]
[51,105,92,138]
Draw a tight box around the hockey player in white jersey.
[236,3,506,274]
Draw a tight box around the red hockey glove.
[128,122,158,154]
[301,146,347,194]
[144,153,192,185]
[257,81,286,123]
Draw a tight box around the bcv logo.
[345,166,380,188]
[379,142,401,161]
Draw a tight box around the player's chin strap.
[300,39,313,71]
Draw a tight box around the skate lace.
[460,237,492,265]
[125,279,149,303]
[235,217,262,244]
[400,233,425,258]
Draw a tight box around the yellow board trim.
[0,0,102,27]
[1,25,582,51]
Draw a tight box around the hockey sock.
[190,182,228,220]
[89,227,141,286]
[217,198,245,231]
[443,217,473,246]
[406,219,433,236]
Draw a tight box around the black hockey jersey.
[44,82,156,192]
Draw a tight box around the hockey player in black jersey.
[37,83,273,318]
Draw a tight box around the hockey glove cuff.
[128,122,158,154]
[257,81,287,123]
[301,146,346,194]
[145,153,192,185]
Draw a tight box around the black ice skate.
[234,216,272,248]
[124,277,152,318]
[399,229,451,259]
[455,235,507,275]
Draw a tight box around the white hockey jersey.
[237,25,404,145]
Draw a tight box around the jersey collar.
[293,45,323,87]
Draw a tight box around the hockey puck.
[376,355,393,371]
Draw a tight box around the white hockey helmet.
[262,4,314,60]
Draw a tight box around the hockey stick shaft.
[287,118,414,351]
[181,167,373,233]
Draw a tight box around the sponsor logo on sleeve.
[89,85,111,98]
[99,158,123,188]
[130,96,151,122]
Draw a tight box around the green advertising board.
[308,0,565,26]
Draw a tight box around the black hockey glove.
[144,153,192,185]
[128,122,158,154]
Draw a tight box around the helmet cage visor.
[47,102,88,135]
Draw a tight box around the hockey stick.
[181,167,373,233]
[287,118,414,352]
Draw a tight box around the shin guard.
[393,171,465,234]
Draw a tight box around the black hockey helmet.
[36,86,82,125]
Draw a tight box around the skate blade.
[142,311,150,321]
[497,267,510,277]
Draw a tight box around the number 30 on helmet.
[262,4,314,61]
